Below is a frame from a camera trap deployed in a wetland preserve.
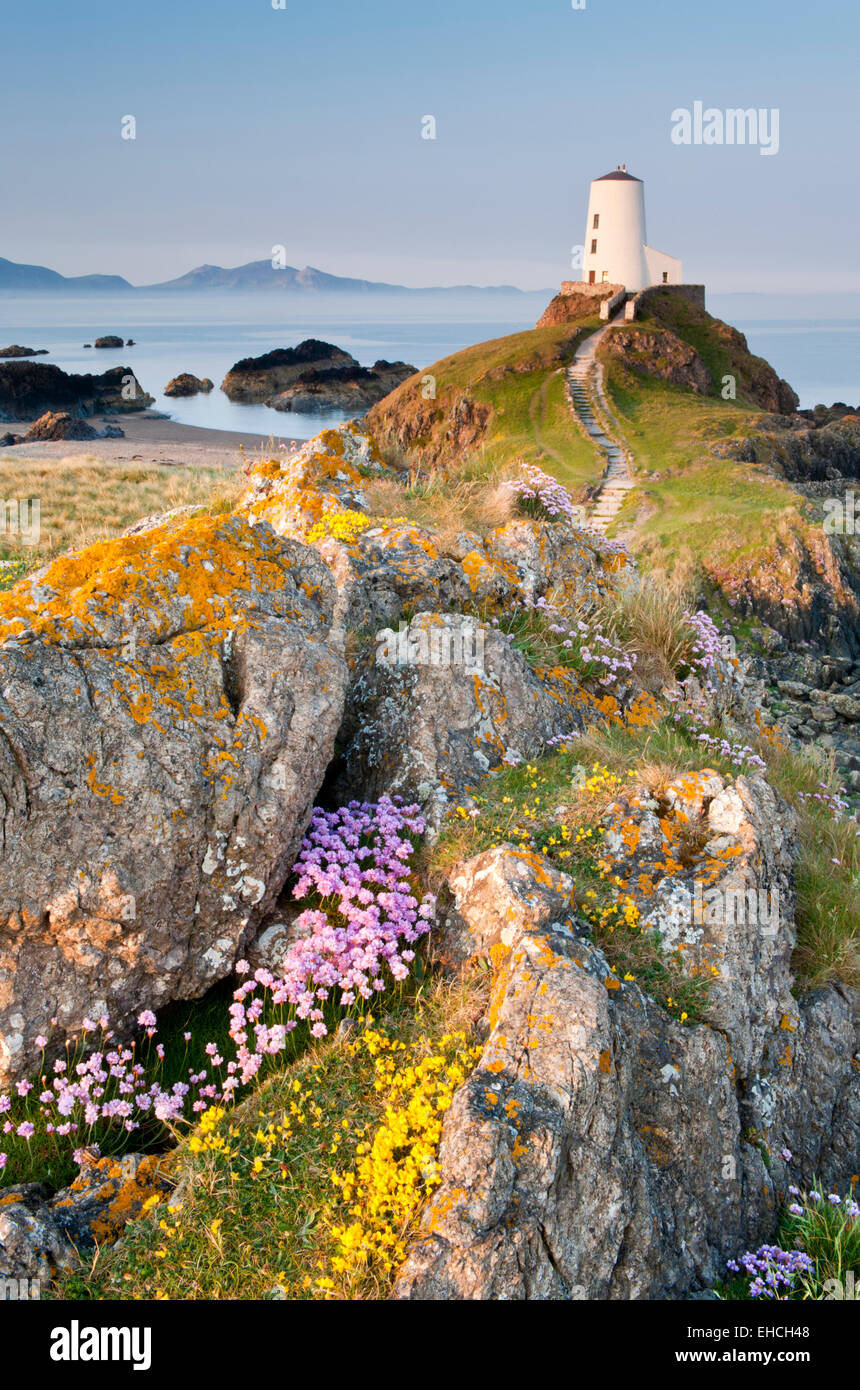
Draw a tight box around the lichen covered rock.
[394,780,860,1299]
[334,612,584,823]
[0,512,347,1084]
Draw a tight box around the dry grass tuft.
[593,574,695,692]
[364,468,514,543]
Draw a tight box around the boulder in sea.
[270,359,417,414]
[0,346,48,360]
[164,373,214,398]
[222,339,415,412]
[221,340,355,403]
[93,335,124,349]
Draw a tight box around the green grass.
[756,738,860,990]
[601,363,821,579]
[369,319,605,492]
[475,356,602,492]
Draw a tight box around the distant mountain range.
[0,257,133,292]
[0,255,546,298]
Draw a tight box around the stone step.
[568,339,637,526]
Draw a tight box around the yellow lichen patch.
[85,757,125,805]
[52,1153,172,1246]
[0,513,313,653]
[624,690,661,729]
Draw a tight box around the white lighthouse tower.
[581,165,681,293]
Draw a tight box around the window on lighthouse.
[591,239,598,254]
[593,214,599,229]
[601,270,609,283]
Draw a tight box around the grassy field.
[477,356,603,491]
[0,455,243,584]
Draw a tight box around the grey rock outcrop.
[394,775,860,1300]
[334,612,583,822]
[0,512,348,1085]
[0,362,153,420]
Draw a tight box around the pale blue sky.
[1,0,856,291]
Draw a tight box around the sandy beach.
[0,409,307,473]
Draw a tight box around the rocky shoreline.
[0,360,152,421]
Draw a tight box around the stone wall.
[559,280,624,300]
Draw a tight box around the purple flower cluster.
[0,796,434,1177]
[726,1244,813,1299]
[503,463,582,526]
[683,609,726,673]
[797,784,860,839]
[694,732,767,771]
[229,798,435,1080]
[517,592,636,688]
[575,622,636,687]
[788,1184,860,1219]
[1,1025,200,1148]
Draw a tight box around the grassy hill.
[366,319,604,494]
[613,287,799,413]
[368,293,858,647]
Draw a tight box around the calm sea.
[0,293,856,437]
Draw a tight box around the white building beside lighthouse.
[581,165,681,293]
